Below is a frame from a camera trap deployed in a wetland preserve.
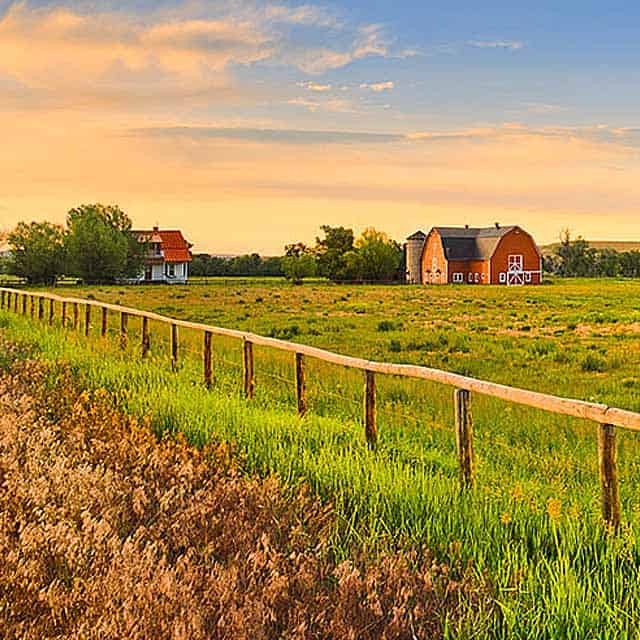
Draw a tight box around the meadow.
[2,277,640,637]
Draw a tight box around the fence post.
[454,388,474,489]
[48,299,54,326]
[73,302,79,330]
[142,316,150,357]
[171,323,178,370]
[295,353,307,416]
[598,423,621,531]
[84,304,91,337]
[364,370,377,450]
[22,294,27,315]
[101,307,108,337]
[38,297,44,321]
[61,301,67,328]
[203,331,212,388]
[14,292,19,314]
[120,312,128,349]
[243,339,255,399]
[0,290,4,309]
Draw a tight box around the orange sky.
[1,2,640,254]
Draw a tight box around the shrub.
[389,339,402,353]
[581,354,607,372]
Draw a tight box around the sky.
[1,0,640,254]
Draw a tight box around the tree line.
[190,225,403,283]
[544,230,640,278]
[1,204,146,284]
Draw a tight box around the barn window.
[453,272,463,283]
[474,273,480,283]
[508,255,524,271]
[481,273,486,282]
[525,271,532,283]
[468,273,473,283]
[499,272,507,284]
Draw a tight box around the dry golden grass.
[0,349,480,639]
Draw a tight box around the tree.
[65,204,145,283]
[7,221,65,284]
[353,228,402,281]
[282,253,317,284]
[314,225,354,281]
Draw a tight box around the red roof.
[158,230,192,263]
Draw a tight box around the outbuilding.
[406,224,541,285]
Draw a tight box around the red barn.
[418,224,541,285]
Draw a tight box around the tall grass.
[2,305,640,638]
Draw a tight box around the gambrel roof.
[433,226,518,261]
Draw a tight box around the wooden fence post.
[120,312,128,349]
[455,388,474,489]
[84,304,91,337]
[171,324,178,370]
[61,301,67,328]
[14,292,19,313]
[203,331,212,388]
[73,302,79,330]
[598,423,621,531]
[243,339,255,399]
[141,316,150,357]
[48,299,54,326]
[101,307,108,337]
[364,370,377,450]
[295,352,307,416]
[22,294,27,315]
[30,295,35,318]
[0,290,4,309]
[38,298,44,321]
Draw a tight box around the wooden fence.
[1,286,638,531]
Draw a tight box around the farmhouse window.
[167,264,176,278]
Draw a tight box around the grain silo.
[405,231,426,284]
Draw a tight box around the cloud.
[286,97,358,113]
[468,40,524,50]
[0,2,399,111]
[297,81,332,92]
[360,81,394,92]
[132,125,402,145]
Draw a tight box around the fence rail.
[1,285,636,531]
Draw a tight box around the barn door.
[507,255,524,286]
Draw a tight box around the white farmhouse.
[132,226,192,284]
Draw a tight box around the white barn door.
[507,255,524,286]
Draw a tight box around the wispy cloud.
[287,97,358,113]
[131,125,403,145]
[297,80,333,92]
[360,81,394,92]
[468,40,525,50]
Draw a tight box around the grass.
[3,278,640,637]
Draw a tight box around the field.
[2,277,640,637]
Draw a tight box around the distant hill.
[541,241,640,256]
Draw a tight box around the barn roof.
[433,225,518,261]
[406,230,427,241]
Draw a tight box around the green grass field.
[2,277,640,637]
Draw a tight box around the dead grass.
[0,351,480,639]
